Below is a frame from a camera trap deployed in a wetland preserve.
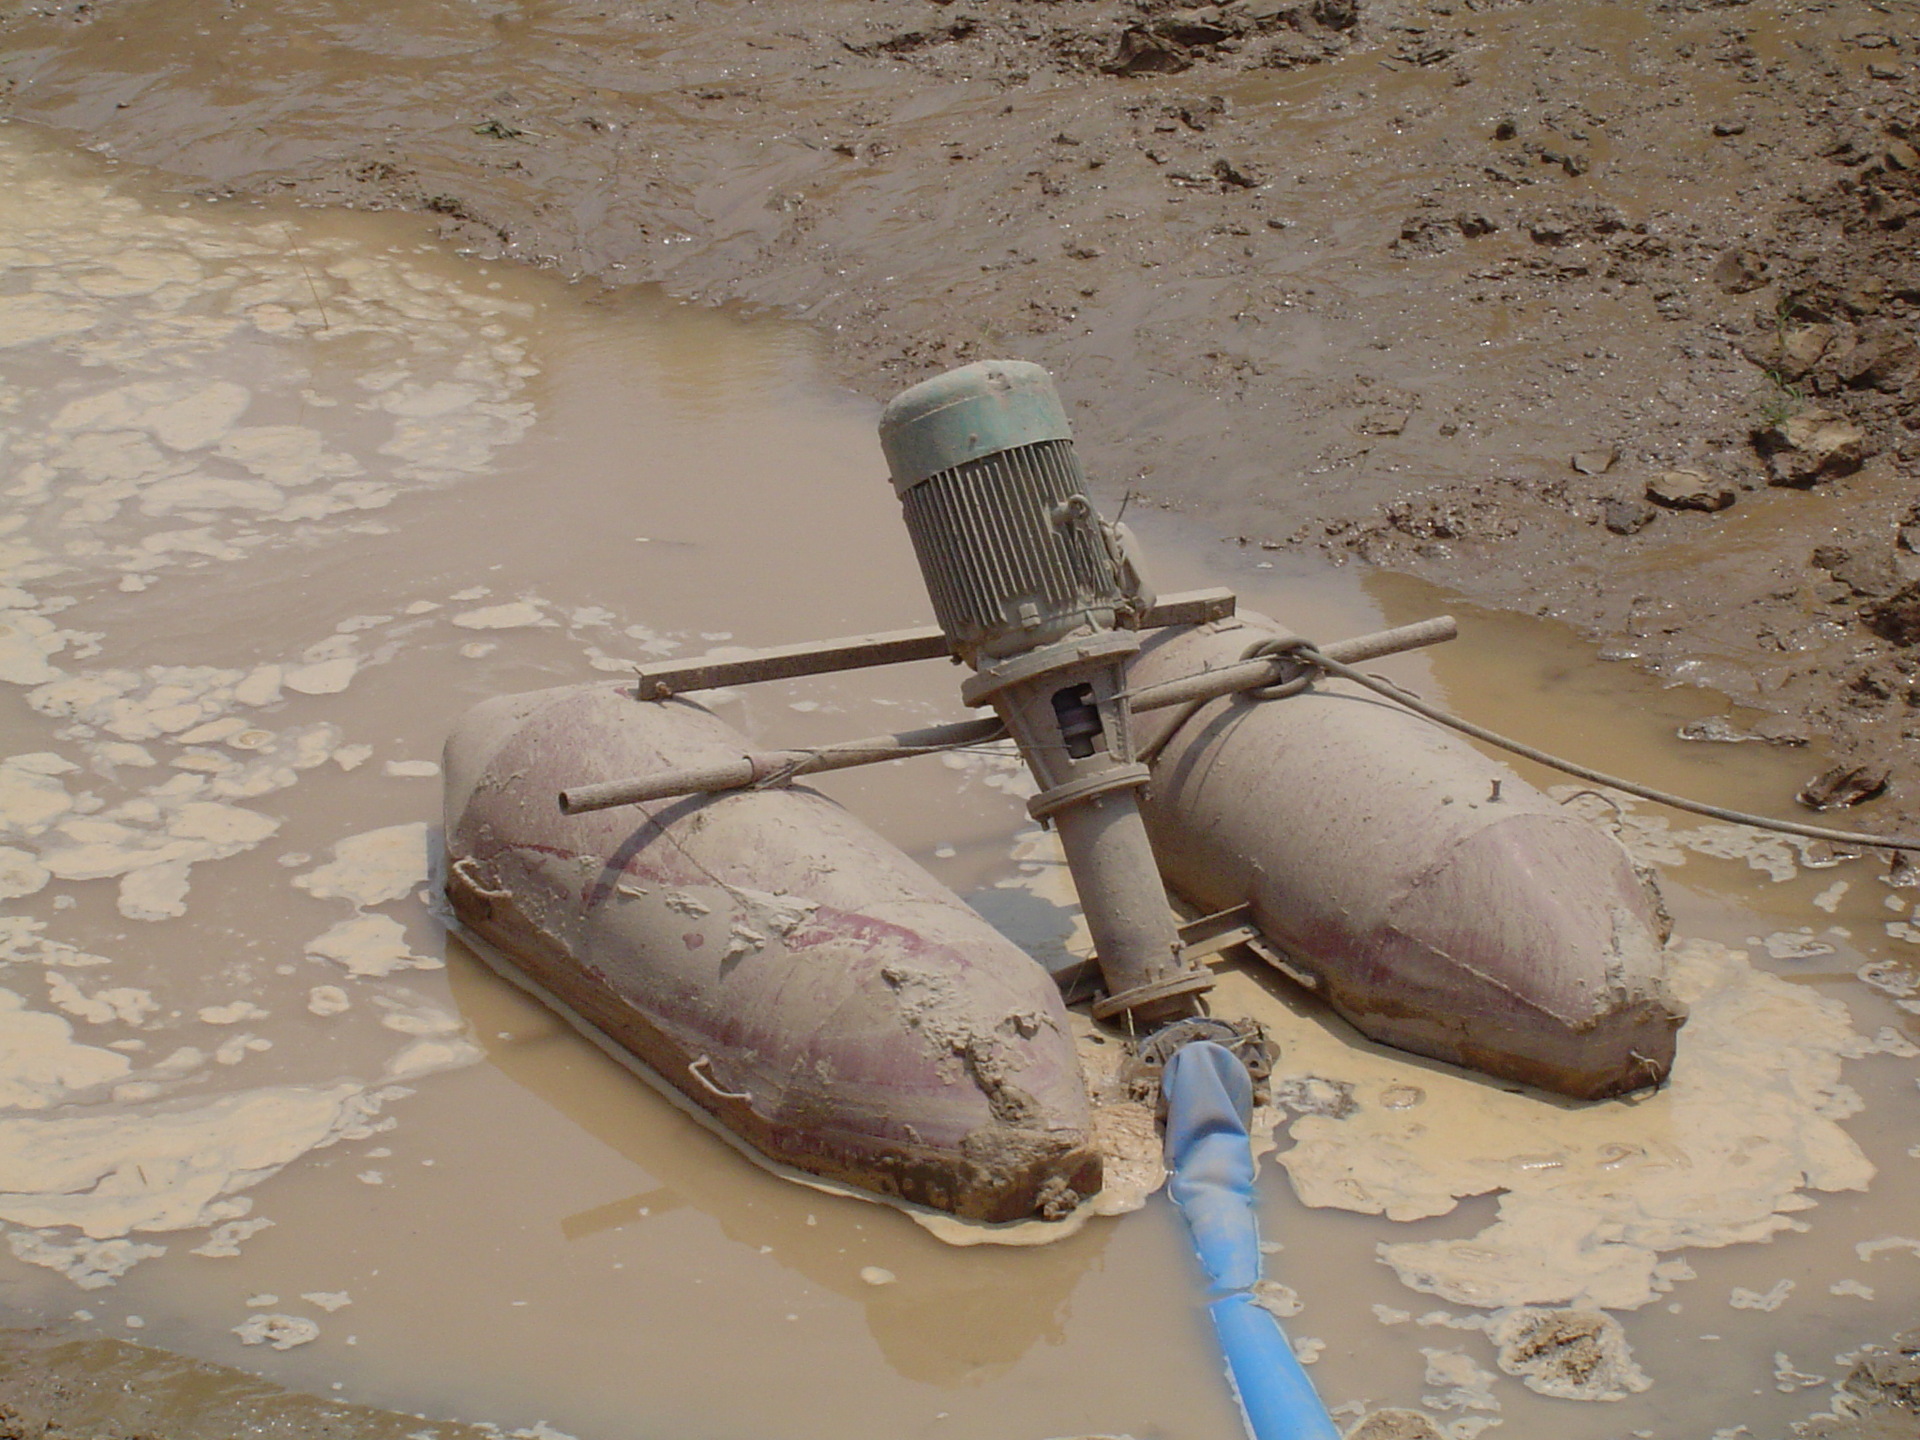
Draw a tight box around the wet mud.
[0,50,1917,1440]
[3,0,1918,833]
[0,1324,502,1440]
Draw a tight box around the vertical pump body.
[879,360,1208,1025]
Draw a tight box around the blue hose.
[1163,1041,1341,1440]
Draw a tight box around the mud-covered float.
[444,685,1100,1223]
[443,360,1682,1224]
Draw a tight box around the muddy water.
[1,124,1916,1440]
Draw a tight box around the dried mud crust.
[4,0,1920,824]
[0,1326,498,1440]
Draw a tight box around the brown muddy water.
[1,123,1917,1440]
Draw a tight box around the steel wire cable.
[1290,646,1920,857]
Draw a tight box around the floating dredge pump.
[444,354,1682,1230]
[879,361,1209,1027]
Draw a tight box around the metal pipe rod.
[557,715,1006,814]
[559,616,1457,815]
[1129,615,1457,714]
[628,587,1238,700]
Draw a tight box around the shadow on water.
[441,931,1112,1390]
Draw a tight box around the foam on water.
[997,827,1877,1308]
[0,129,541,1287]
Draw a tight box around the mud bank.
[4,0,1918,833]
[0,1323,504,1440]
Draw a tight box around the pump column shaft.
[1051,793,1200,1024]
[966,631,1207,1026]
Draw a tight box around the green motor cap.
[878,360,1074,497]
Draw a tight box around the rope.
[1288,646,1920,857]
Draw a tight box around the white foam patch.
[50,379,253,452]
[6,1229,165,1290]
[385,1036,483,1081]
[1730,1279,1794,1311]
[140,473,286,516]
[91,742,158,769]
[33,668,245,742]
[190,1216,274,1258]
[0,132,524,1293]
[1774,1351,1829,1392]
[0,754,83,839]
[215,426,364,486]
[198,1002,270,1026]
[0,1082,387,1239]
[118,859,192,921]
[0,917,112,970]
[452,601,552,630]
[0,612,72,686]
[1258,939,1871,1311]
[283,655,359,696]
[1756,928,1836,961]
[233,667,283,707]
[304,913,440,978]
[1421,1347,1501,1415]
[1555,789,1844,884]
[37,797,279,927]
[0,845,51,898]
[0,990,131,1108]
[233,1312,320,1349]
[374,998,464,1038]
[214,1033,272,1066]
[44,975,158,1029]
[0,293,101,347]
[306,986,351,1017]
[0,130,534,606]
[293,823,431,908]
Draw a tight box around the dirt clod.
[1756,410,1869,487]
[1647,469,1736,512]
[1861,583,1920,645]
[1490,1306,1651,1402]
[1603,498,1658,535]
[1345,1410,1444,1440]
[1797,764,1892,812]
[1815,545,1902,598]
[1796,1327,1920,1438]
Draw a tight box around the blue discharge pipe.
[1163,1041,1341,1440]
